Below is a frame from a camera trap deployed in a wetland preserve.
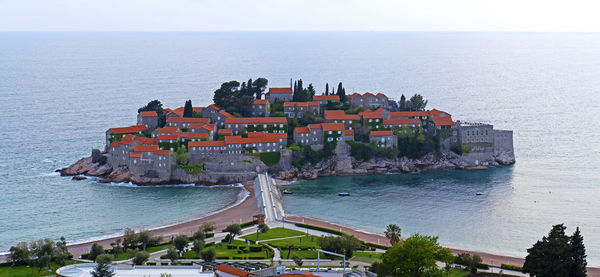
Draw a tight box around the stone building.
[224,117,287,135]
[348,92,389,108]
[128,145,172,180]
[383,118,422,128]
[251,99,270,117]
[313,95,340,105]
[324,110,359,128]
[283,101,320,118]
[265,87,293,103]
[370,130,397,148]
[432,116,455,130]
[105,125,147,147]
[166,117,210,129]
[202,104,222,118]
[389,111,429,120]
[188,124,216,139]
[224,135,285,154]
[293,124,323,146]
[188,140,227,163]
[137,111,158,131]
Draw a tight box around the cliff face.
[272,151,515,181]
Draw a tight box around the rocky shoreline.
[59,148,515,185]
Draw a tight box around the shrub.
[501,264,523,271]
[294,223,345,236]
[249,245,262,252]
[221,234,231,243]
[259,152,281,166]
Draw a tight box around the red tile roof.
[363,92,373,98]
[295,127,310,134]
[157,134,179,140]
[384,118,422,125]
[349,92,361,99]
[176,132,209,139]
[345,130,355,136]
[110,125,147,134]
[134,145,159,152]
[284,101,319,107]
[224,136,279,145]
[208,104,222,110]
[219,110,235,118]
[188,124,215,131]
[172,107,185,116]
[267,87,293,94]
[313,95,340,101]
[154,150,172,155]
[167,117,210,124]
[218,129,233,135]
[371,130,394,136]
[225,117,287,124]
[189,140,226,147]
[321,123,345,132]
[389,111,429,118]
[134,137,157,144]
[110,142,120,147]
[376,93,387,98]
[140,111,158,117]
[361,112,384,119]
[253,99,268,105]
[308,124,322,129]
[192,107,203,113]
[155,127,179,134]
[432,116,454,126]
[429,109,447,116]
[247,132,287,139]
[130,152,142,158]
[324,110,359,121]
[215,265,256,277]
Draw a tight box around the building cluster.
[104,86,512,179]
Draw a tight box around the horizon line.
[1,30,600,34]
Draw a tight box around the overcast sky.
[1,0,599,32]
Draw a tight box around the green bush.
[363,242,390,250]
[259,151,281,166]
[240,221,255,229]
[249,245,262,252]
[294,223,345,236]
[501,264,523,271]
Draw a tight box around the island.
[60,78,515,185]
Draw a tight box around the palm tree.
[385,224,401,245]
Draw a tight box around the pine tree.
[570,227,587,277]
[183,100,193,117]
[336,82,346,102]
[399,94,407,111]
[307,84,315,101]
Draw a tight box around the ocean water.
[0,32,599,263]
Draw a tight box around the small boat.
[283,189,293,195]
[475,192,483,196]
[338,192,350,197]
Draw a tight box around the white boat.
[338,192,350,196]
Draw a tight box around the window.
[328,131,332,134]
[328,137,333,142]
[368,119,372,122]
[134,159,137,164]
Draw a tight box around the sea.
[0,32,599,265]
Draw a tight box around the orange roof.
[313,95,340,101]
[429,109,447,116]
[362,112,384,119]
[371,130,394,137]
[324,110,359,121]
[295,127,310,134]
[219,110,235,118]
[192,107,203,113]
[189,140,226,147]
[225,117,287,124]
[172,107,185,116]
[267,87,293,94]
[389,111,429,118]
[110,142,120,147]
[247,132,287,139]
[324,110,345,115]
[155,127,179,134]
[188,124,215,131]
[176,132,209,139]
[110,125,147,134]
[321,123,345,132]
[215,265,256,277]
[345,130,354,136]
[376,93,387,98]
[218,129,233,135]
[122,134,135,140]
[349,92,361,99]
[134,137,157,144]
[224,136,279,145]
[167,117,210,124]
[363,92,373,98]
[284,101,319,107]
[208,104,222,110]
[120,140,134,145]
[308,124,322,129]
[153,150,172,155]
[134,145,159,152]
[384,118,422,125]
[253,99,268,105]
[140,111,157,117]
[157,134,179,140]
[130,152,142,158]
[433,116,454,126]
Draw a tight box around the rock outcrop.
[59,156,112,177]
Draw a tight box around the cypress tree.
[183,100,193,117]
[400,94,407,111]
[570,227,587,277]
[247,78,253,96]
[325,83,329,95]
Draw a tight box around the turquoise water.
[0,32,599,264]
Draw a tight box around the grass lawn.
[145,244,171,253]
[280,250,342,260]
[165,241,272,260]
[0,260,81,277]
[448,269,471,277]
[266,235,320,249]
[349,251,384,264]
[241,228,306,242]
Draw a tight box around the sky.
[1,0,599,32]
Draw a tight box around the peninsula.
[60,78,515,185]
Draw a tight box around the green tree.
[385,224,402,245]
[224,224,242,244]
[192,229,206,241]
[8,242,30,266]
[252,78,269,99]
[307,83,316,100]
[213,81,241,110]
[192,240,205,258]
[165,246,179,263]
[201,222,216,235]
[399,94,407,111]
[373,234,453,277]
[257,223,270,240]
[138,100,166,127]
[133,251,149,265]
[173,235,189,256]
[409,94,428,111]
[325,83,329,95]
[89,243,105,262]
[454,253,482,273]
[570,227,587,277]
[292,254,303,267]
[122,228,138,250]
[523,224,586,277]
[110,239,122,260]
[137,231,151,251]
[174,146,190,166]
[183,100,193,117]
[337,82,347,102]
[201,248,216,262]
[92,254,115,277]
[317,235,361,259]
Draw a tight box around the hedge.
[363,242,390,250]
[259,151,281,166]
[222,221,254,232]
[294,223,345,236]
[501,264,523,271]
